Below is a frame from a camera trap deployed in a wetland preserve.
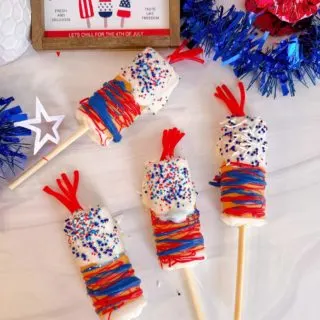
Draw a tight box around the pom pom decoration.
[246,0,315,36]
[0,97,31,179]
[181,0,320,97]
[251,0,320,24]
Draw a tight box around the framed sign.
[31,0,180,50]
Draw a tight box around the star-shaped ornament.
[16,97,65,155]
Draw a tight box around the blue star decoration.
[15,97,65,155]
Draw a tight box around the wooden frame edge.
[32,0,180,50]
[31,0,44,50]
[170,0,181,47]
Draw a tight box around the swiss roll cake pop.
[212,82,268,227]
[98,0,113,28]
[9,48,179,189]
[43,171,146,320]
[212,82,268,320]
[142,128,205,270]
[142,128,206,320]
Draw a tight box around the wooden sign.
[31,0,180,50]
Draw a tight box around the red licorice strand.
[214,82,246,116]
[43,170,83,214]
[160,127,185,161]
[57,173,77,199]
[167,40,205,64]
[168,49,205,64]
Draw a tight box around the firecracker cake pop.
[9,48,179,190]
[43,171,146,320]
[142,128,206,270]
[76,48,179,146]
[211,82,268,227]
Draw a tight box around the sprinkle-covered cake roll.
[120,48,180,114]
[44,171,146,320]
[142,128,205,270]
[212,82,268,227]
[76,48,179,146]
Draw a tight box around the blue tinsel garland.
[181,0,320,97]
[0,97,31,179]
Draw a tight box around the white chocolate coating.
[142,158,197,223]
[120,47,179,114]
[64,206,124,268]
[221,214,266,227]
[103,297,147,320]
[217,116,268,168]
[76,110,112,146]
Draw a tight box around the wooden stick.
[86,18,91,29]
[120,18,125,28]
[183,268,206,320]
[9,125,89,190]
[234,225,246,320]
[104,18,108,29]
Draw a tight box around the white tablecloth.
[1,45,320,320]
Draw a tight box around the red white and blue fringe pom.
[181,0,320,98]
[0,97,31,179]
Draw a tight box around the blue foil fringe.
[181,0,320,97]
[0,97,31,179]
